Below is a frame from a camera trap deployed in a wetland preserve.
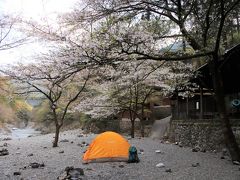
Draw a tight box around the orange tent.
[83,131,131,163]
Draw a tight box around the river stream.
[0,125,42,139]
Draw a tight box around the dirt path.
[150,116,171,140]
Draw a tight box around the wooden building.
[172,44,240,120]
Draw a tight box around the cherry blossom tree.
[0,15,28,51]
[10,0,240,160]
[2,57,89,147]
[76,60,192,137]
[62,0,240,162]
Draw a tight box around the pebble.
[222,148,228,156]
[192,147,200,152]
[60,139,69,143]
[233,161,240,165]
[200,149,206,153]
[165,168,172,173]
[192,163,200,167]
[13,172,21,176]
[0,148,9,156]
[58,166,84,179]
[3,137,12,141]
[29,162,45,168]
[156,163,165,168]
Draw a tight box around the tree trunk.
[53,123,61,147]
[210,56,240,161]
[129,109,135,138]
[140,120,145,137]
[140,105,145,137]
[130,120,135,138]
[237,12,240,35]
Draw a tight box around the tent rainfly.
[82,131,131,163]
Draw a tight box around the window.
[196,101,199,110]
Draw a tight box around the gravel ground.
[0,129,240,180]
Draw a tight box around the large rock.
[58,166,84,180]
[0,148,9,156]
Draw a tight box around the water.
[11,128,42,139]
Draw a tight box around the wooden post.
[186,93,189,120]
[176,90,179,119]
[200,87,203,119]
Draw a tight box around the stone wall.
[168,119,240,151]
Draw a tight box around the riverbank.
[0,123,41,140]
[0,129,240,180]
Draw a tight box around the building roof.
[192,43,240,94]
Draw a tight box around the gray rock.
[165,168,172,173]
[58,166,84,180]
[233,161,240,165]
[156,163,165,168]
[13,172,21,176]
[200,149,206,153]
[192,147,200,152]
[2,137,12,141]
[60,139,69,143]
[29,162,45,168]
[0,148,9,156]
[222,148,228,156]
[68,168,84,177]
[192,163,200,167]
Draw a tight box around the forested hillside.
[0,76,32,129]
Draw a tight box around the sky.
[0,0,78,66]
